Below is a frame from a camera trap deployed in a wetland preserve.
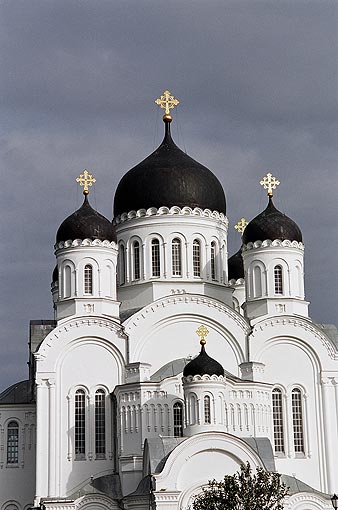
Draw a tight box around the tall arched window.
[172,238,182,276]
[253,266,262,297]
[173,402,184,437]
[204,395,211,424]
[211,242,216,280]
[133,241,140,280]
[274,265,283,294]
[151,239,160,277]
[64,265,71,298]
[272,388,284,454]
[84,264,93,294]
[119,245,126,285]
[75,389,86,458]
[193,239,201,277]
[292,388,305,454]
[7,421,19,464]
[95,389,106,458]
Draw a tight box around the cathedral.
[0,91,337,510]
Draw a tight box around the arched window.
[151,239,160,277]
[119,245,126,285]
[173,402,184,437]
[193,239,201,277]
[133,241,140,280]
[274,265,283,294]
[95,389,106,458]
[292,388,305,454]
[84,264,93,294]
[75,390,86,458]
[7,421,19,464]
[272,388,284,454]
[204,395,211,424]
[64,265,71,298]
[253,266,262,297]
[172,238,182,276]
[211,242,216,280]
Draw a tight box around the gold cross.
[234,217,248,234]
[155,90,179,119]
[76,169,96,195]
[260,172,280,197]
[196,325,209,345]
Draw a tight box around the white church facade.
[0,92,337,510]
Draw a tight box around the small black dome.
[56,195,116,243]
[228,247,244,281]
[113,122,226,217]
[183,343,224,377]
[242,197,302,245]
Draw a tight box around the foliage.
[191,463,288,510]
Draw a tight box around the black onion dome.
[56,195,116,243]
[113,122,226,217]
[228,247,244,280]
[242,197,302,245]
[183,343,224,377]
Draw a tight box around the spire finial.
[196,325,209,346]
[260,172,280,197]
[234,217,248,235]
[155,90,180,122]
[76,169,96,195]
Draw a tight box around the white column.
[34,378,49,506]
[48,379,56,497]
[321,377,338,493]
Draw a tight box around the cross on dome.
[76,170,96,195]
[234,217,248,234]
[155,90,180,121]
[196,325,209,345]
[260,172,280,197]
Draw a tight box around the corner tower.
[242,173,308,320]
[53,171,119,321]
[113,91,231,313]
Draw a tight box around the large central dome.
[113,120,226,218]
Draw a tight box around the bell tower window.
[133,241,140,280]
[193,239,201,277]
[292,388,305,454]
[75,390,86,459]
[95,389,106,458]
[151,239,160,277]
[272,388,284,454]
[119,245,126,285]
[274,265,283,294]
[172,238,182,276]
[211,242,216,280]
[173,402,184,437]
[84,264,93,294]
[204,395,211,424]
[7,421,19,464]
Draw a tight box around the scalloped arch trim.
[114,205,228,225]
[243,239,304,251]
[183,374,226,383]
[55,238,117,250]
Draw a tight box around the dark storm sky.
[0,0,337,390]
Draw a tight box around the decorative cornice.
[114,206,228,226]
[54,238,117,251]
[183,374,226,383]
[251,316,337,360]
[124,294,250,334]
[34,316,126,360]
[243,239,304,252]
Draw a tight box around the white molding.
[243,239,304,251]
[114,206,228,226]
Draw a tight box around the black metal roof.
[242,197,302,244]
[56,195,116,243]
[183,344,224,377]
[113,121,226,217]
[228,247,244,280]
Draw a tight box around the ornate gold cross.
[260,172,280,197]
[196,325,209,345]
[155,90,179,118]
[76,169,96,195]
[234,217,248,234]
